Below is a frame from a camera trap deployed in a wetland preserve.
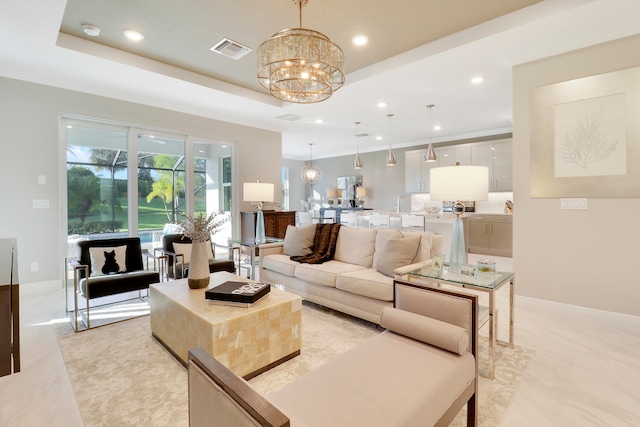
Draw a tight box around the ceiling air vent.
[210,38,252,60]
[275,113,303,122]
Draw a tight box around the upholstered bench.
[66,237,160,330]
[187,282,478,427]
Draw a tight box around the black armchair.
[160,234,236,279]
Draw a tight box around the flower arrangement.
[181,211,230,242]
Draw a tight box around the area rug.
[54,301,532,426]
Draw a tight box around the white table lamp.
[243,182,274,244]
[430,165,488,271]
[356,187,366,207]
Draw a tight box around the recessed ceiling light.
[315,119,323,124]
[376,136,382,141]
[377,102,387,108]
[434,125,442,131]
[352,35,369,46]
[82,24,100,37]
[471,76,484,84]
[124,29,144,41]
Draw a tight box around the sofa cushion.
[294,260,366,287]
[336,269,394,301]
[79,270,160,299]
[380,307,469,355]
[375,234,421,277]
[89,245,127,277]
[262,254,299,277]
[269,330,475,427]
[282,224,316,256]
[334,227,376,267]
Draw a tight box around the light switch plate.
[33,199,50,209]
[560,198,588,209]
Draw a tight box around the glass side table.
[401,264,514,379]
[228,237,284,281]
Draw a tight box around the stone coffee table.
[150,271,301,379]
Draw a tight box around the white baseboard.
[515,294,640,321]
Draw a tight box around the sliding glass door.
[64,119,234,253]
[66,123,129,243]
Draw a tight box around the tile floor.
[1,257,639,426]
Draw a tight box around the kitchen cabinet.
[405,139,512,193]
[405,149,437,193]
[466,214,512,257]
[471,140,512,191]
[436,146,471,166]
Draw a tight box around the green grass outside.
[70,195,210,233]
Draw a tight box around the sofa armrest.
[258,243,284,269]
[393,258,433,276]
[259,242,284,251]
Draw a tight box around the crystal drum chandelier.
[257,0,345,104]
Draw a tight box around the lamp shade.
[356,187,366,198]
[243,182,274,202]
[430,166,489,201]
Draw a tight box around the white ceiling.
[2,0,640,160]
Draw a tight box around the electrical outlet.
[30,262,39,272]
[560,198,588,210]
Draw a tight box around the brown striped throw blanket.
[290,223,341,264]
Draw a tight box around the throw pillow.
[173,242,215,265]
[401,230,434,262]
[282,224,316,256]
[375,234,421,278]
[379,307,469,355]
[372,229,402,269]
[333,226,377,267]
[89,245,127,277]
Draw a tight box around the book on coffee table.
[205,281,270,307]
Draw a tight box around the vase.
[188,240,210,289]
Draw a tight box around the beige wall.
[0,77,281,287]
[513,35,640,316]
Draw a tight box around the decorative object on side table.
[477,259,496,272]
[182,211,230,289]
[430,163,489,273]
[243,181,275,244]
[431,254,445,273]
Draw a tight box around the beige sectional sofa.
[259,224,444,323]
[187,282,478,426]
